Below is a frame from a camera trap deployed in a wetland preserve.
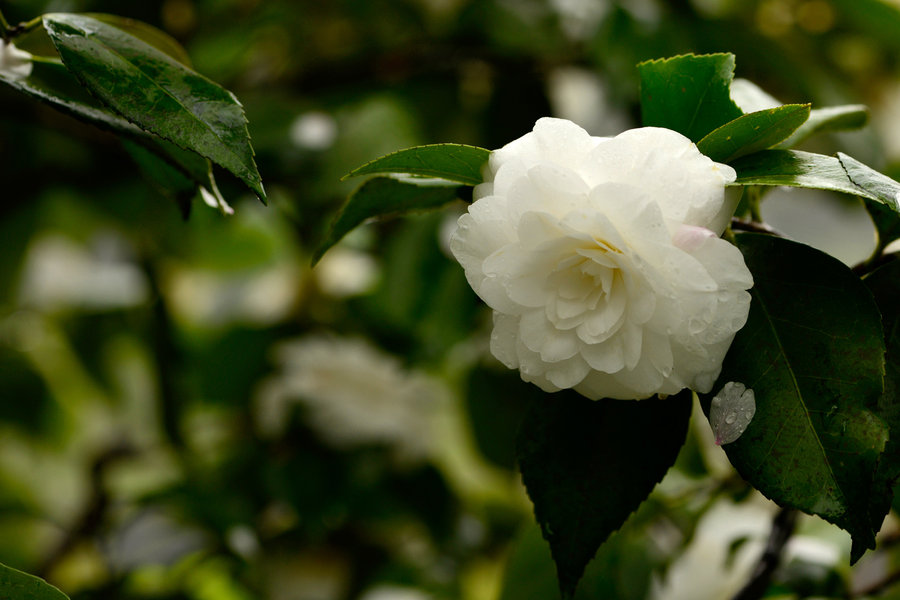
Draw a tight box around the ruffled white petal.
[449,118,753,400]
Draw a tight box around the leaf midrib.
[53,22,249,179]
[752,283,847,508]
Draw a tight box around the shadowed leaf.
[517,390,692,598]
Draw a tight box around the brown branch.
[730,508,797,600]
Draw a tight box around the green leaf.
[837,152,900,213]
[779,105,869,148]
[314,177,464,264]
[0,562,69,600]
[709,233,887,561]
[837,153,900,250]
[516,390,692,599]
[637,53,743,142]
[122,139,196,218]
[84,13,193,66]
[862,260,900,546]
[43,13,265,201]
[0,59,220,208]
[697,104,810,163]
[731,149,880,201]
[343,144,490,185]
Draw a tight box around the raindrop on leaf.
[709,381,756,445]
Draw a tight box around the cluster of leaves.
[0,12,264,216]
[326,53,900,598]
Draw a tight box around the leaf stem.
[1,15,42,42]
[0,9,10,42]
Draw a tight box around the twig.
[854,568,900,598]
[36,442,137,578]
[730,217,783,237]
[730,507,797,600]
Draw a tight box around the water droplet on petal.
[709,381,756,445]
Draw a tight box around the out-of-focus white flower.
[18,234,149,311]
[163,262,301,327]
[450,118,752,400]
[314,246,378,297]
[729,78,781,113]
[650,496,775,600]
[290,111,338,151]
[256,336,445,463]
[359,585,434,600]
[0,41,32,80]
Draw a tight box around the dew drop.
[709,381,756,445]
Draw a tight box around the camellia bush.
[3,4,900,600]
[324,54,900,598]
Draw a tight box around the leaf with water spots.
[704,233,887,562]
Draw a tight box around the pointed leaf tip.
[43,12,265,203]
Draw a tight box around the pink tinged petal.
[672,224,717,252]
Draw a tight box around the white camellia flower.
[255,335,445,462]
[450,117,753,400]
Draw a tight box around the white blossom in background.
[0,41,32,80]
[359,586,434,600]
[450,118,753,400]
[313,246,379,297]
[729,77,781,113]
[18,234,149,311]
[650,497,775,600]
[289,111,338,151]
[255,336,445,463]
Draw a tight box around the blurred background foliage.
[3,0,900,598]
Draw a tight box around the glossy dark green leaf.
[0,562,69,600]
[709,233,886,561]
[0,58,219,206]
[838,152,900,212]
[731,150,880,201]
[43,13,265,201]
[516,390,692,599]
[779,105,869,148]
[313,176,463,264]
[637,53,743,142]
[837,153,900,250]
[697,104,810,163]
[84,13,192,65]
[343,144,490,185]
[862,260,900,545]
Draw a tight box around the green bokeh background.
[1,0,900,598]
